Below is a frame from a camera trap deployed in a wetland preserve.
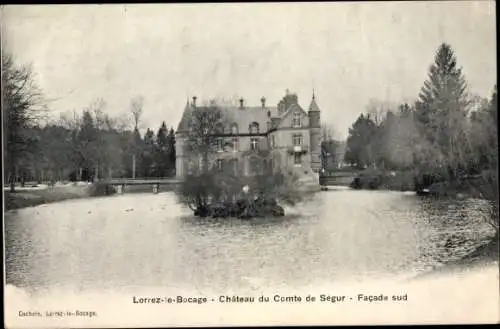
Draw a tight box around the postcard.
[2,2,499,327]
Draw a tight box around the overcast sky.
[1,2,496,138]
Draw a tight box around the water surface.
[5,189,496,296]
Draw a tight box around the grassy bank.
[4,185,93,211]
[4,181,180,211]
[350,169,498,198]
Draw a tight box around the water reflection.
[4,190,496,295]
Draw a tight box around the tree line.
[344,43,497,184]
[2,53,176,192]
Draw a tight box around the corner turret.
[308,91,321,172]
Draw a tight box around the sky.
[1,2,497,139]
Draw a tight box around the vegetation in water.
[175,103,308,219]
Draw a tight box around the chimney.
[261,96,266,108]
[239,98,244,109]
[192,96,197,107]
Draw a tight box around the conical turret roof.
[308,92,320,112]
[176,100,193,132]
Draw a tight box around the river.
[5,188,496,297]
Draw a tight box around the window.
[249,122,260,134]
[216,159,223,171]
[250,137,259,150]
[294,153,302,165]
[263,159,272,173]
[249,157,262,175]
[232,137,239,152]
[292,112,301,128]
[229,159,238,175]
[292,134,303,146]
[215,123,224,135]
[274,153,281,171]
[216,138,224,152]
[187,159,195,174]
[231,124,238,135]
[271,135,276,148]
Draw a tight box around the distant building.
[175,90,322,181]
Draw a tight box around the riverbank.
[350,168,498,199]
[414,231,499,280]
[4,184,93,211]
[4,181,181,211]
[349,168,499,273]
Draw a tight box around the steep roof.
[222,106,278,133]
[176,101,193,132]
[176,92,319,133]
[278,102,307,120]
[308,95,320,112]
[177,104,279,134]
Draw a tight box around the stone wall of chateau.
[175,92,322,181]
[176,129,317,178]
[269,127,313,174]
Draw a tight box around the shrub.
[89,182,117,197]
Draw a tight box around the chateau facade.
[175,91,322,181]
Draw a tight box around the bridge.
[103,171,360,194]
[104,178,181,194]
[319,170,359,189]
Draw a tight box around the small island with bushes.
[177,169,305,220]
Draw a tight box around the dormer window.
[292,112,301,128]
[249,122,260,134]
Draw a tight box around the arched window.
[249,122,260,134]
[231,123,238,135]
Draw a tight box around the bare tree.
[58,110,82,180]
[111,114,132,132]
[176,103,231,211]
[186,104,230,174]
[129,95,144,178]
[88,98,107,130]
[86,98,107,180]
[59,109,81,131]
[366,99,394,125]
[130,95,144,131]
[2,53,46,191]
[321,122,336,141]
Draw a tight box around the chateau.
[175,90,322,183]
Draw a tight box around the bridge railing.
[104,177,180,183]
